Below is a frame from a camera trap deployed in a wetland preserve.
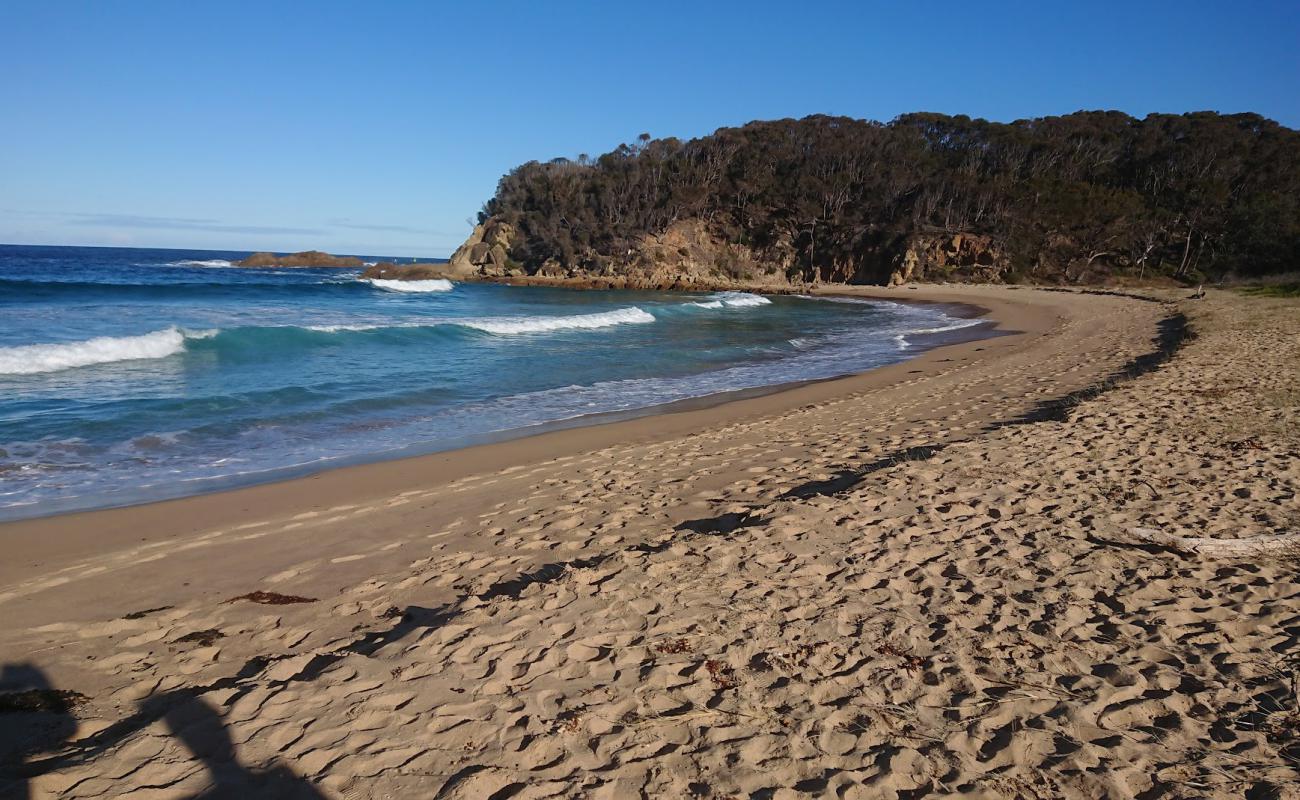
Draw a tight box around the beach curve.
[3,285,1298,797]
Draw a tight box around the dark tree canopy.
[479,111,1300,284]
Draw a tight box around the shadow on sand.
[1,663,323,799]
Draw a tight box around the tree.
[480,112,1300,284]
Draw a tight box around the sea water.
[0,244,987,518]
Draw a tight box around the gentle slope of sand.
[2,286,1298,798]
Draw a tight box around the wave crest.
[461,307,655,334]
[690,291,772,309]
[164,259,234,268]
[305,306,656,335]
[365,278,453,293]
[0,328,200,375]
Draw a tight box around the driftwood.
[1131,526,1300,558]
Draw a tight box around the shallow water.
[0,244,986,518]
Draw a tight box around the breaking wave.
[163,259,234,268]
[364,278,453,293]
[0,328,216,375]
[690,291,773,309]
[459,306,655,334]
[306,306,656,335]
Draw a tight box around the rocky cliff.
[886,232,1008,285]
[441,219,794,290]
[446,221,519,278]
[433,217,1012,289]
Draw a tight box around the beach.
[3,285,1298,798]
[0,247,990,520]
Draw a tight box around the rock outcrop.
[238,251,364,268]
[360,261,456,281]
[442,218,802,291]
[888,232,1008,285]
[446,221,519,278]
[447,216,1016,289]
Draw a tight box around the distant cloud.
[69,213,324,237]
[0,209,324,237]
[328,218,454,237]
[1,208,460,248]
[333,221,425,234]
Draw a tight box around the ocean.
[0,244,988,519]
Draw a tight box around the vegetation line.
[471,112,1297,287]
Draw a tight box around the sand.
[1,285,1297,799]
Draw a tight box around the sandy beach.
[2,284,1298,799]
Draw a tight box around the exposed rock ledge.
[430,217,1012,290]
[368,217,1012,291]
[237,251,364,268]
[360,262,459,281]
[439,218,810,291]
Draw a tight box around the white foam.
[907,318,985,336]
[460,307,655,334]
[690,291,772,309]
[364,278,453,293]
[305,323,384,333]
[164,259,234,268]
[894,318,985,349]
[794,294,887,305]
[304,307,656,336]
[0,328,200,375]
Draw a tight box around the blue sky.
[2,1,1297,257]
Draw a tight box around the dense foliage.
[481,111,1300,283]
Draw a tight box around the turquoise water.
[0,245,987,519]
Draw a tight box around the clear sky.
[2,1,1297,257]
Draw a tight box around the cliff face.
[446,219,797,290]
[887,233,1008,285]
[442,217,1011,289]
[446,221,519,278]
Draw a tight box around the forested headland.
[453,112,1299,287]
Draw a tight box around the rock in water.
[237,250,364,268]
[360,261,456,281]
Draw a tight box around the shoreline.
[0,292,996,525]
[0,285,1059,601]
